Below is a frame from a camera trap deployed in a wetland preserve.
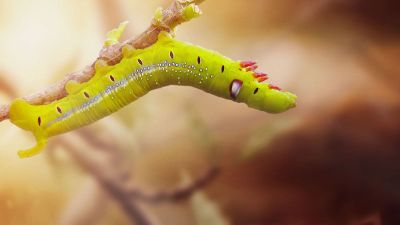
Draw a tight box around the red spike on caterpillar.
[240,61,257,68]
[245,65,258,72]
[258,76,268,82]
[253,72,269,79]
[269,84,282,91]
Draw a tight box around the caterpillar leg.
[17,138,47,158]
[152,7,170,30]
[104,21,129,46]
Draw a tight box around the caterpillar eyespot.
[9,31,297,158]
[229,79,243,99]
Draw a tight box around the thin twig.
[129,165,220,203]
[56,128,219,224]
[0,0,205,122]
[56,135,155,225]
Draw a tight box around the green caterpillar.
[9,26,297,158]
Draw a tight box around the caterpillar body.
[9,32,297,158]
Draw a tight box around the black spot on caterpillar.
[37,117,42,126]
[253,87,259,94]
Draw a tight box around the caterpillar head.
[229,61,297,113]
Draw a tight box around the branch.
[0,0,204,122]
[129,166,220,203]
[56,133,156,225]
[56,126,218,224]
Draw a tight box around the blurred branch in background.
[130,166,219,203]
[52,125,219,225]
[0,71,18,120]
[0,71,18,98]
[186,172,230,225]
[54,131,155,225]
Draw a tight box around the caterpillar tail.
[9,99,48,158]
[17,139,47,158]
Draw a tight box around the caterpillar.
[9,26,297,158]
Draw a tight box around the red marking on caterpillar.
[253,72,268,79]
[240,61,257,68]
[269,84,282,91]
[258,76,268,82]
[246,65,258,72]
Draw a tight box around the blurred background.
[0,0,399,224]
